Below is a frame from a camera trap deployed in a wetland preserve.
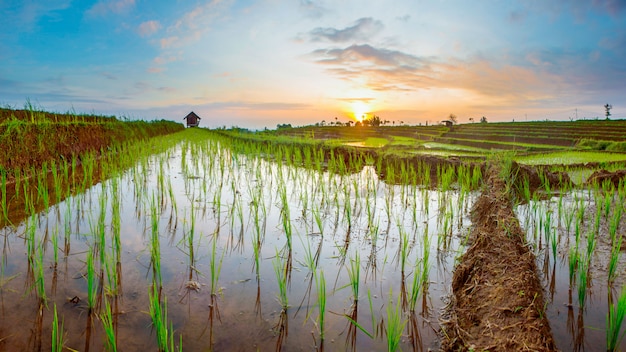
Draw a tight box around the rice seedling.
[51,304,65,352]
[148,283,170,351]
[1,170,8,224]
[86,249,98,311]
[385,289,406,352]
[100,298,117,352]
[315,269,326,341]
[609,234,623,287]
[577,256,589,308]
[209,236,224,296]
[607,284,626,351]
[273,251,289,310]
[568,245,579,287]
[408,257,423,311]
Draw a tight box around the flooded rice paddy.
[3,129,625,351]
[516,186,626,351]
[0,132,477,351]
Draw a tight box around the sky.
[1,0,626,128]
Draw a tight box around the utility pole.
[575,108,578,120]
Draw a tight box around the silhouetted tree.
[605,103,612,120]
[448,114,458,124]
[480,116,488,123]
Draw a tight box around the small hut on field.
[183,111,201,127]
[441,120,453,128]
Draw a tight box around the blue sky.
[1,0,625,128]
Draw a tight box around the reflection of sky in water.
[1,138,478,350]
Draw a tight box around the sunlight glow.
[351,101,370,121]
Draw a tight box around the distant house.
[183,111,201,127]
[441,120,454,128]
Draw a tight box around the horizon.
[1,1,625,129]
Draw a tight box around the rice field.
[0,128,480,351]
[2,125,626,350]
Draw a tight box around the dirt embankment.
[441,165,556,351]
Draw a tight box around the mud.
[585,169,626,188]
[440,165,556,351]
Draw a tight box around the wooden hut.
[183,111,201,127]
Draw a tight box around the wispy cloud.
[86,0,135,17]
[299,0,327,19]
[309,43,565,106]
[308,18,383,43]
[137,20,161,37]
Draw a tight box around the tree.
[480,116,488,123]
[469,117,474,123]
[605,103,613,120]
[448,114,458,124]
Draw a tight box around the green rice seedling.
[209,237,224,296]
[397,221,410,274]
[148,283,169,351]
[347,253,360,301]
[315,270,326,341]
[86,249,98,311]
[150,195,162,288]
[577,256,589,308]
[312,204,324,237]
[33,239,47,307]
[607,284,626,351]
[1,170,8,223]
[609,235,623,287]
[421,231,431,290]
[568,245,579,287]
[273,251,289,310]
[100,298,117,352]
[408,258,423,311]
[386,289,406,352]
[51,304,65,352]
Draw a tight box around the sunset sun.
[351,101,370,122]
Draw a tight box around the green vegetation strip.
[516,151,626,165]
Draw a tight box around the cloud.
[308,43,568,105]
[0,1,70,33]
[159,36,179,49]
[137,20,161,37]
[308,18,384,43]
[86,0,135,17]
[508,10,527,23]
[299,0,327,19]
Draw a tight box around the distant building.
[441,120,453,127]
[183,111,201,127]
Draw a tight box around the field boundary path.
[441,164,557,351]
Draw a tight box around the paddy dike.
[440,165,556,351]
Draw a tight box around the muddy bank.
[441,165,556,351]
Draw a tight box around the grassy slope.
[0,108,184,174]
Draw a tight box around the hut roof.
[184,111,201,120]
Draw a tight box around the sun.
[351,101,370,122]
